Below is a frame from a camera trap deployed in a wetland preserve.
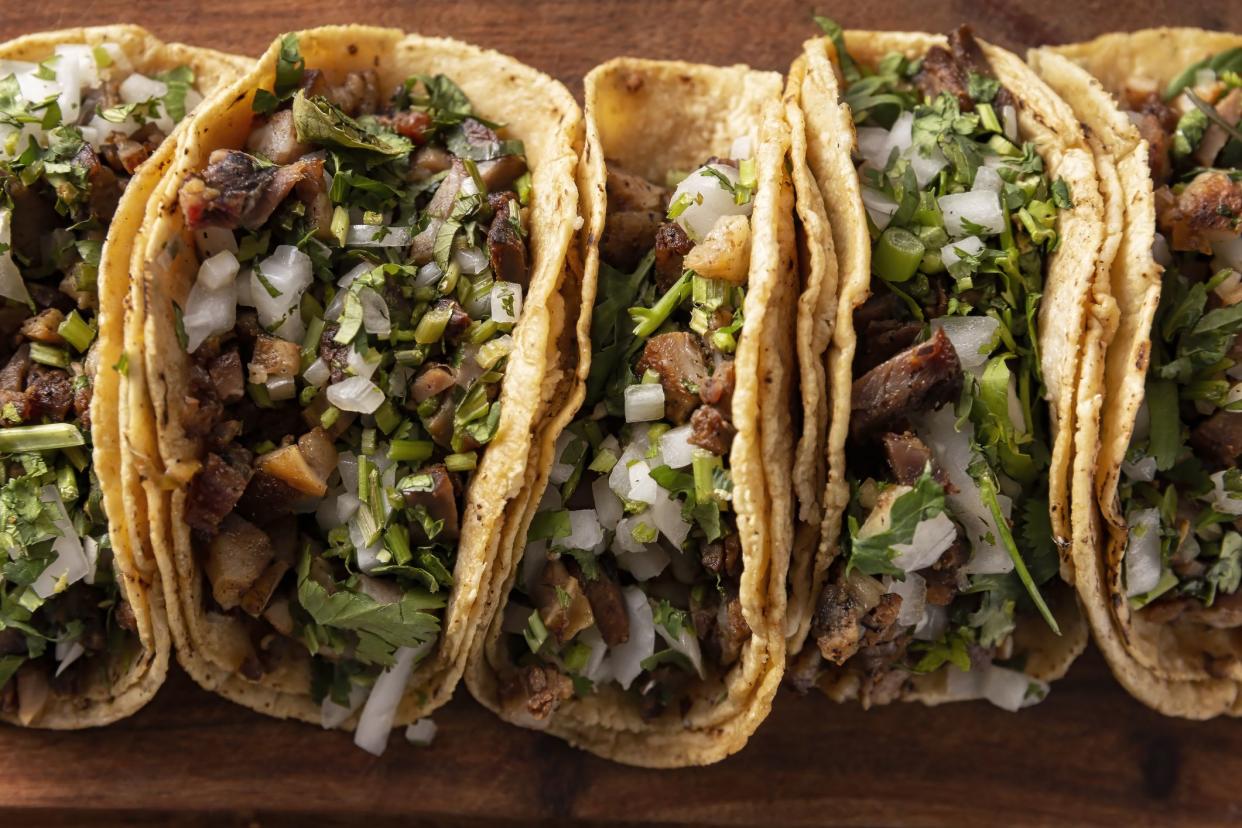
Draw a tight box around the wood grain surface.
[2,1,1241,826]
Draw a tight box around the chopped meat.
[478,155,527,192]
[421,397,456,448]
[786,644,824,694]
[410,363,456,404]
[947,25,1013,110]
[75,143,122,222]
[635,332,709,425]
[424,158,467,220]
[186,451,254,534]
[713,594,750,667]
[25,365,73,422]
[245,109,312,164]
[855,320,924,374]
[923,540,969,606]
[1133,110,1173,182]
[1190,411,1242,469]
[856,636,912,708]
[435,298,471,344]
[19,309,65,344]
[487,201,528,286]
[699,359,735,411]
[564,556,629,647]
[317,323,351,384]
[204,514,274,611]
[247,335,301,385]
[383,110,433,144]
[600,210,664,271]
[401,463,460,541]
[178,149,325,232]
[304,68,380,116]
[812,583,864,665]
[881,431,946,487]
[654,222,693,292]
[99,131,152,175]
[700,532,743,579]
[914,46,973,111]
[5,180,60,267]
[1158,171,1242,254]
[0,344,31,392]
[606,165,668,213]
[410,145,453,180]
[637,664,694,720]
[860,593,904,648]
[688,404,735,455]
[1195,89,1242,168]
[207,350,245,404]
[183,363,225,441]
[533,558,594,644]
[236,436,334,523]
[72,370,91,430]
[500,663,573,726]
[850,328,963,438]
[239,557,291,617]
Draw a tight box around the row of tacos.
[0,22,1237,764]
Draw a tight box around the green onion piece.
[475,335,512,370]
[361,428,378,456]
[56,463,78,505]
[301,315,326,368]
[912,192,943,228]
[691,450,723,505]
[395,347,428,367]
[445,452,477,472]
[987,134,1020,157]
[252,440,276,456]
[320,406,341,430]
[589,447,618,474]
[0,423,84,452]
[667,192,694,220]
[389,439,434,463]
[872,227,925,283]
[469,319,500,346]
[29,342,70,368]
[330,205,349,247]
[384,523,413,565]
[735,157,757,205]
[62,444,89,471]
[299,385,318,406]
[514,171,533,206]
[374,400,402,435]
[414,304,452,345]
[976,102,1002,134]
[247,382,274,408]
[57,311,96,352]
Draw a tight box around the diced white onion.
[119,72,168,104]
[1002,105,1018,142]
[1195,68,1218,89]
[549,431,576,484]
[182,280,236,354]
[0,209,31,305]
[195,227,238,258]
[358,286,391,336]
[862,187,899,231]
[54,639,86,677]
[453,246,488,275]
[327,376,385,414]
[320,682,368,729]
[910,145,948,187]
[607,436,648,501]
[490,281,522,323]
[882,111,914,164]
[603,588,655,690]
[983,665,1047,712]
[670,163,752,241]
[856,126,890,170]
[651,491,691,548]
[198,250,240,290]
[938,235,986,271]
[892,512,957,573]
[938,190,1005,238]
[32,487,91,599]
[729,135,753,160]
[578,626,613,684]
[592,474,623,532]
[303,357,330,387]
[347,347,380,381]
[56,56,81,125]
[914,603,947,641]
[337,452,359,494]
[659,424,695,469]
[253,245,313,341]
[414,262,443,288]
[1210,471,1242,516]
[565,510,604,551]
[405,719,437,746]
[887,572,927,628]
[1212,235,1242,272]
[1125,508,1163,596]
[346,224,412,247]
[655,615,705,678]
[931,315,999,374]
[627,459,658,505]
[1121,455,1157,483]
[972,165,1004,193]
[354,642,430,756]
[624,384,665,423]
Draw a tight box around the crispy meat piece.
[207,350,245,404]
[699,359,735,411]
[247,335,301,385]
[186,451,254,535]
[858,320,925,374]
[947,25,1013,110]
[607,165,668,213]
[178,149,325,232]
[1190,411,1242,470]
[533,558,594,644]
[924,540,969,606]
[479,155,527,193]
[245,109,312,165]
[25,365,73,422]
[501,663,573,726]
[850,327,963,438]
[410,363,456,405]
[304,68,380,117]
[401,463,460,541]
[860,593,904,648]
[881,431,949,488]
[75,143,122,223]
[600,210,664,271]
[487,199,529,287]
[383,110,433,144]
[636,332,709,425]
[1158,171,1242,254]
[812,583,864,665]
[19,309,65,345]
[317,323,351,385]
[183,362,225,441]
[688,403,735,455]
[713,594,750,668]
[654,222,693,292]
[410,145,453,180]
[564,556,630,647]
[1133,110,1173,183]
[914,46,973,111]
[205,514,275,611]
[72,369,91,431]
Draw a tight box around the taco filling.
[499,143,756,724]
[1114,49,1242,628]
[792,24,1069,709]
[0,43,205,722]
[170,36,533,725]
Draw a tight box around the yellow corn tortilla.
[788,30,1095,701]
[466,56,796,766]
[0,25,244,729]
[1036,29,1242,718]
[130,26,582,727]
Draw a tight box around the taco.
[0,26,243,728]
[1031,30,1242,717]
[785,24,1097,707]
[130,26,581,752]
[465,57,796,767]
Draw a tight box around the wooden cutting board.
[2,1,1240,825]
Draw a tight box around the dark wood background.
[3,1,1241,825]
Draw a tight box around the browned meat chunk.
[1158,171,1242,254]
[410,145,453,180]
[713,594,750,667]
[1191,411,1242,469]
[914,46,973,111]
[247,335,301,385]
[607,166,667,213]
[479,155,527,192]
[654,222,693,292]
[947,25,1013,110]
[500,663,573,726]
[25,365,73,422]
[858,320,924,374]
[882,431,944,486]
[382,110,433,144]
[187,451,254,534]
[700,532,743,580]
[688,404,735,455]
[1133,110,1173,183]
[317,323,351,384]
[636,332,708,425]
[304,68,380,117]
[410,364,456,405]
[204,514,274,611]
[72,371,91,430]
[600,210,663,271]
[207,350,245,404]
[5,181,59,268]
[245,109,311,165]
[19,309,65,345]
[850,328,963,438]
[923,540,968,606]
[75,143,122,223]
[812,583,864,665]
[564,556,630,647]
[533,558,594,644]
[179,149,325,232]
[401,463,460,541]
[699,359,735,411]
[487,201,528,286]
[861,593,904,648]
